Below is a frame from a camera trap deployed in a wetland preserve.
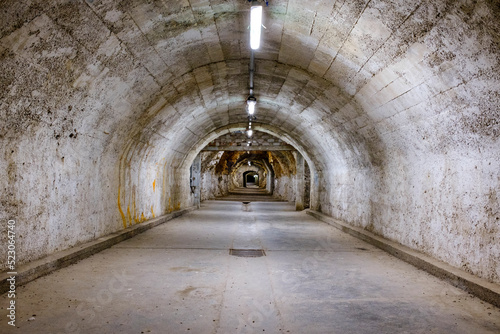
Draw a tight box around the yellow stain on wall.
[117,186,127,229]
[175,201,181,211]
[168,197,172,213]
[141,212,145,222]
[133,201,138,223]
[153,179,156,192]
[127,206,132,226]
[151,205,155,218]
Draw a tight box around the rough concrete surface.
[0,208,194,295]
[307,209,500,309]
[1,201,499,334]
[0,0,499,302]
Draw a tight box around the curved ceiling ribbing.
[122,59,370,176]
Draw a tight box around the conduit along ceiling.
[0,0,499,285]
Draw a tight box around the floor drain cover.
[230,249,266,257]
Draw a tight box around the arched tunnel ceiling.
[203,129,291,149]
[1,0,500,283]
[2,0,498,175]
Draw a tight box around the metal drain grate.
[230,249,266,257]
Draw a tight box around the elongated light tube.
[248,101,255,115]
[247,129,253,137]
[247,96,257,115]
[250,5,262,50]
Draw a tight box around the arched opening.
[178,122,321,210]
[188,127,318,206]
[243,170,258,187]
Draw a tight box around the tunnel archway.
[2,0,499,287]
[178,122,322,210]
[189,127,313,204]
[243,170,258,188]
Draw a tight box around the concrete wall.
[304,161,311,209]
[273,176,295,202]
[199,151,229,200]
[200,173,229,201]
[370,132,500,281]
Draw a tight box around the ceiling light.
[247,96,257,115]
[247,129,253,137]
[250,4,263,50]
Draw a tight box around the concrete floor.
[1,201,499,334]
[215,186,284,202]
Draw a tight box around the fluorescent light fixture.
[248,103,255,115]
[248,161,251,166]
[247,96,257,115]
[248,104,255,115]
[250,4,262,50]
[247,129,253,137]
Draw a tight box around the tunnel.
[243,171,257,187]
[0,0,499,332]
